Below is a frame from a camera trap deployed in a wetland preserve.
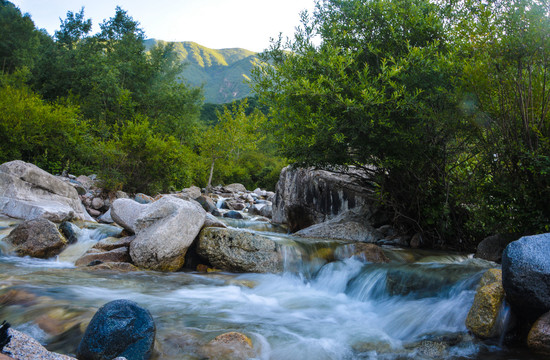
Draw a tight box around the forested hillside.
[145,40,258,103]
[0,1,284,194]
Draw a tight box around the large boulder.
[223,183,247,193]
[502,233,550,318]
[197,228,283,273]
[0,160,94,222]
[528,311,550,355]
[294,211,382,242]
[272,166,383,232]
[475,234,517,263]
[77,299,155,360]
[5,219,67,258]
[111,198,148,233]
[129,196,206,271]
[466,269,506,338]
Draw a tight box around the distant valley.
[144,39,260,104]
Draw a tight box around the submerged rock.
[201,332,255,360]
[502,233,550,318]
[5,219,67,258]
[77,299,155,360]
[129,196,206,271]
[197,227,283,273]
[0,160,94,222]
[466,269,506,338]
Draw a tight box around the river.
[0,216,545,359]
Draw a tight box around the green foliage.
[457,0,550,236]
[96,117,196,194]
[0,81,93,175]
[199,100,267,189]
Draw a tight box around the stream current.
[0,216,545,359]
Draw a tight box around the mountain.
[144,39,260,104]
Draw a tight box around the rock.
[223,183,247,193]
[91,197,104,210]
[225,200,245,211]
[5,219,67,258]
[211,208,222,217]
[180,186,201,200]
[253,188,266,197]
[134,193,154,204]
[98,208,114,223]
[248,204,265,216]
[528,311,550,355]
[201,332,255,360]
[0,160,94,222]
[410,233,423,249]
[59,221,82,244]
[295,211,382,242]
[75,247,131,267]
[259,205,272,219]
[0,289,37,306]
[195,195,217,213]
[475,234,517,263]
[93,236,135,251]
[129,196,206,271]
[76,175,94,190]
[223,210,244,220]
[77,299,155,360]
[466,269,506,338]
[84,262,139,272]
[341,243,390,263]
[197,227,283,273]
[111,199,148,233]
[203,213,227,229]
[3,327,76,360]
[273,166,383,232]
[502,233,550,318]
[115,191,129,199]
[86,208,101,217]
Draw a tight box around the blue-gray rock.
[502,233,550,317]
[223,210,244,220]
[77,299,155,360]
[59,221,82,244]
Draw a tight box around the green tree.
[199,100,266,190]
[457,0,550,235]
[253,0,474,247]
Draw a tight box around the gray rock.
[272,166,383,232]
[91,197,105,210]
[0,160,94,222]
[3,327,76,360]
[475,234,517,263]
[197,227,283,273]
[5,218,67,258]
[204,213,227,229]
[111,199,148,233]
[115,191,129,199]
[195,195,217,213]
[295,211,382,242]
[129,196,206,271]
[98,208,114,223]
[93,236,135,252]
[76,175,94,190]
[259,204,273,219]
[180,186,201,200]
[528,311,550,355]
[135,193,154,204]
[502,233,550,317]
[223,183,247,193]
[75,247,131,267]
[223,210,244,220]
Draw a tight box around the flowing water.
[0,215,545,359]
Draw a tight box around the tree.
[199,100,266,190]
[253,0,474,247]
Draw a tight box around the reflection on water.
[0,218,543,359]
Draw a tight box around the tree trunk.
[206,158,215,193]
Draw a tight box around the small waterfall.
[57,224,122,263]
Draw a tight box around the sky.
[11,0,317,52]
